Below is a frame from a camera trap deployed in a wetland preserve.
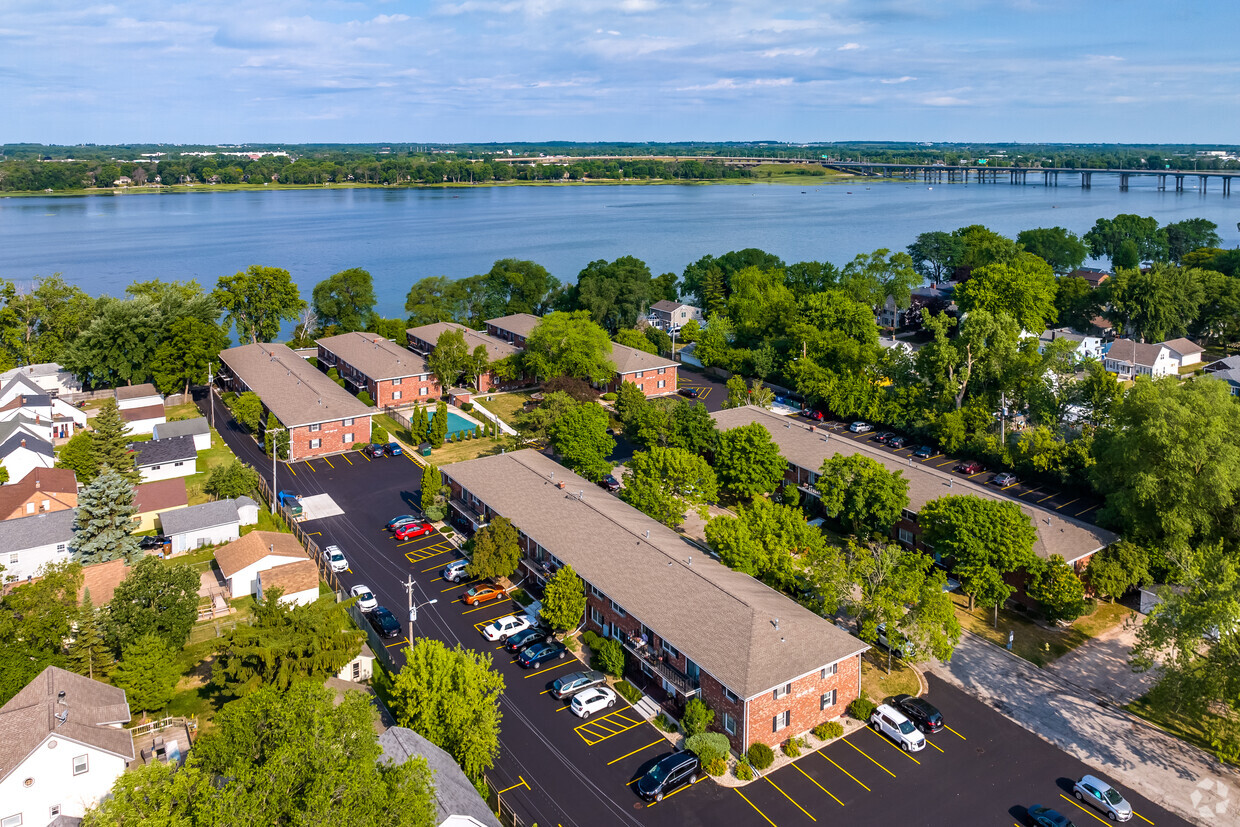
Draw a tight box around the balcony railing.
[620,638,699,696]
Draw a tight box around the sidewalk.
[1045,610,1160,705]
[929,633,1236,826]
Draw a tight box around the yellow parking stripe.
[944,725,966,740]
[607,739,663,766]
[575,711,646,745]
[341,453,352,465]
[496,777,530,795]
[462,599,511,615]
[285,463,297,476]
[523,660,575,679]
[1037,491,1057,503]
[406,549,452,565]
[645,777,701,807]
[920,454,942,461]
[735,788,777,827]
[422,559,453,573]
[446,579,481,592]
[359,450,371,461]
[864,726,920,764]
[840,738,896,778]
[383,637,410,648]
[1133,812,1154,826]
[819,753,869,791]
[1074,503,1100,517]
[1059,794,1112,826]
[1055,497,1079,510]
[321,456,334,469]
[968,470,987,478]
[765,775,816,820]
[935,458,955,467]
[305,460,316,472]
[1001,481,1019,490]
[794,764,843,807]
[926,739,945,753]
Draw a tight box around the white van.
[870,703,926,752]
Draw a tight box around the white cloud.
[880,75,916,84]
[760,47,818,57]
[838,42,862,50]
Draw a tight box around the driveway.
[1046,610,1161,705]
[929,633,1236,826]
[674,366,728,412]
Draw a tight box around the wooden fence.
[253,472,341,593]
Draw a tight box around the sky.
[2,0,1237,144]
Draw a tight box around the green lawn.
[952,593,1131,667]
[476,392,535,428]
[859,651,921,702]
[1126,696,1237,765]
[426,436,505,465]
[184,424,244,505]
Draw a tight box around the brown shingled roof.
[78,558,130,606]
[213,530,306,579]
[218,342,375,428]
[120,403,166,422]
[0,467,77,520]
[259,559,320,597]
[609,341,677,375]
[115,383,160,401]
[485,313,542,339]
[406,322,521,362]
[133,478,189,514]
[317,331,430,381]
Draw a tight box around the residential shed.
[159,499,242,554]
[152,417,211,451]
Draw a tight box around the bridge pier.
[1158,174,1166,191]
[1120,173,1129,191]
[1200,175,1208,194]
[1176,175,1184,192]
[1081,172,1092,188]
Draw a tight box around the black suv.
[636,751,700,802]
[368,606,402,639]
[892,693,944,734]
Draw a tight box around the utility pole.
[207,362,215,431]
[999,390,1006,444]
[404,574,438,641]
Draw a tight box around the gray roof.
[379,727,503,827]
[0,416,45,444]
[1038,327,1089,344]
[219,343,376,428]
[0,372,44,400]
[649,299,693,313]
[0,363,70,381]
[152,417,209,441]
[160,498,241,535]
[129,434,197,467]
[1204,356,1240,386]
[1161,337,1203,358]
[0,508,76,551]
[407,322,521,362]
[442,450,867,698]
[609,341,677,376]
[0,432,53,459]
[712,406,1117,563]
[115,382,161,401]
[317,331,430,381]
[0,666,133,784]
[485,313,542,339]
[1105,339,1168,368]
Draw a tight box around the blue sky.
[2,1,1237,144]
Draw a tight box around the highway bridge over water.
[823,161,1237,195]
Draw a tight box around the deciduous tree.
[104,556,201,652]
[229,390,264,433]
[522,311,615,383]
[615,328,656,353]
[215,265,306,344]
[204,459,260,499]
[547,402,614,482]
[714,422,785,500]
[1084,214,1169,265]
[1027,555,1086,623]
[955,255,1058,333]
[405,275,468,325]
[907,231,964,283]
[815,454,909,536]
[428,328,469,388]
[312,267,376,331]
[56,431,100,484]
[1163,218,1221,263]
[620,446,718,528]
[572,256,654,333]
[150,317,229,396]
[466,516,522,581]
[1085,541,1152,603]
[1016,227,1089,275]
[705,499,814,591]
[0,561,81,705]
[540,564,587,633]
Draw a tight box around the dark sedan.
[1027,805,1077,827]
[386,515,419,530]
[874,431,895,444]
[912,444,935,459]
[505,627,550,654]
[892,693,944,734]
[635,751,701,802]
[138,534,169,550]
[678,387,700,398]
[385,442,403,457]
[367,606,402,639]
[598,475,621,493]
[516,641,567,669]
[887,435,906,449]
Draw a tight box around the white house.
[213,530,309,598]
[121,403,167,436]
[0,373,46,408]
[1102,339,1179,380]
[647,300,705,334]
[0,666,133,823]
[0,363,82,398]
[257,558,320,607]
[0,509,76,582]
[129,435,197,483]
[114,383,163,411]
[151,417,211,451]
[1203,355,1240,396]
[379,728,504,827]
[0,433,55,484]
[159,498,247,554]
[1161,337,1204,369]
[1036,327,1105,362]
[0,415,51,447]
[337,644,376,683]
[0,389,88,442]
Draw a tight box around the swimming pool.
[422,408,480,438]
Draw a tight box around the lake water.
[1,179,1237,320]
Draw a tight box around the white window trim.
[73,753,89,775]
[821,689,837,710]
[723,712,736,735]
[2,813,23,827]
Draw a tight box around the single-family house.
[0,509,76,582]
[316,331,439,408]
[337,644,376,683]
[0,363,82,398]
[442,450,868,755]
[407,322,524,393]
[1036,327,1105,362]
[1102,339,1179,380]
[676,341,702,368]
[0,415,51,447]
[646,300,705,335]
[131,478,189,532]
[78,558,131,606]
[217,343,375,460]
[257,558,320,607]
[605,342,678,397]
[1068,267,1111,288]
[114,383,163,411]
[1203,355,1240,396]
[379,727,504,827]
[878,336,914,355]
[0,390,87,442]
[151,417,211,451]
[0,373,47,408]
[213,530,309,598]
[1161,337,1204,369]
[0,667,133,823]
[0,467,77,521]
[484,313,542,348]
[158,498,255,554]
[120,402,166,435]
[0,433,55,484]
[129,435,197,483]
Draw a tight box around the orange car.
[462,584,506,606]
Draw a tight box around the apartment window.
[657,380,666,389]
[25,502,34,514]
[73,754,89,775]
[723,687,739,705]
[7,553,17,565]
[391,378,402,386]
[658,367,666,375]
[420,387,429,396]
[343,418,355,426]
[610,600,626,617]
[773,711,790,733]
[40,500,49,511]
[2,814,22,827]
[49,806,61,819]
[723,712,737,735]
[590,585,603,598]
[590,606,604,626]
[343,432,355,444]
[662,642,680,660]
[898,528,915,545]
[901,508,918,523]
[309,438,321,449]
[821,663,837,679]
[392,391,402,400]
[821,689,837,710]
[309,423,321,432]
[635,371,643,378]
[773,683,792,700]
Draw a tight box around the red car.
[955,460,985,474]
[393,521,434,541]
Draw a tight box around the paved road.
[1046,610,1160,706]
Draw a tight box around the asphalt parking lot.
[674,368,727,412]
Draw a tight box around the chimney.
[20,439,25,448]
[556,481,565,489]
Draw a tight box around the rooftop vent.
[57,690,66,705]
[773,618,780,631]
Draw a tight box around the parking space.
[674,368,727,412]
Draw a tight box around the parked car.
[1072,775,1133,822]
[678,387,700,398]
[551,670,607,700]
[516,640,567,668]
[385,442,403,457]
[1027,805,1077,827]
[349,585,378,612]
[876,622,916,660]
[849,421,872,433]
[803,408,824,422]
[482,614,533,642]
[138,534,169,550]
[891,693,943,734]
[874,431,895,444]
[323,545,348,573]
[887,435,906,449]
[364,443,386,458]
[869,703,926,752]
[570,686,617,719]
[462,584,506,606]
[599,474,621,493]
[394,521,434,541]
[505,627,550,654]
[993,471,1019,486]
[441,559,470,583]
[368,606,402,639]
[386,515,420,531]
[912,444,935,459]
[955,460,985,474]
[636,751,701,802]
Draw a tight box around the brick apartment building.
[485,313,541,349]
[316,331,439,408]
[605,341,679,397]
[442,449,867,754]
[406,322,524,393]
[217,343,375,461]
[711,406,1117,575]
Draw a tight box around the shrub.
[371,424,388,444]
[848,697,877,722]
[474,425,482,438]
[602,392,618,401]
[357,390,375,406]
[581,630,604,651]
[682,697,714,738]
[813,721,844,742]
[593,638,625,677]
[615,681,642,704]
[734,759,754,781]
[684,732,730,766]
[746,742,775,770]
[705,757,727,777]
[654,713,679,733]
[781,737,803,758]
[508,587,530,606]
[460,401,474,411]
